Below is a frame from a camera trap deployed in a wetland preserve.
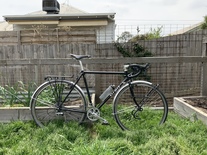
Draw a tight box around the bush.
[114,42,152,57]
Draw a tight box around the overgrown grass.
[0,106,207,155]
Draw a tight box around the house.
[2,3,116,44]
[170,22,203,35]
[0,21,12,31]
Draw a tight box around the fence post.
[201,37,207,96]
[95,65,101,104]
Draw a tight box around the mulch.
[184,97,207,114]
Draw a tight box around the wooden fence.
[0,30,207,104]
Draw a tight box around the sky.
[0,0,206,35]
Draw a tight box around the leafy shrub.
[114,42,152,58]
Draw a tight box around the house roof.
[170,22,203,35]
[4,13,115,21]
[4,3,115,22]
[1,3,115,31]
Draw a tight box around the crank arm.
[92,113,108,124]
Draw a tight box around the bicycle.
[30,54,168,131]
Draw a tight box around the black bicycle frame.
[62,69,130,110]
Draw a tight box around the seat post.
[79,60,84,71]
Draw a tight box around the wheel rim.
[113,82,168,131]
[31,80,86,127]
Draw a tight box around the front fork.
[129,82,143,119]
[129,82,160,119]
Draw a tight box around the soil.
[184,97,207,114]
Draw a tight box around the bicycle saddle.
[70,54,91,60]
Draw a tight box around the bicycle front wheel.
[113,81,168,131]
[30,80,87,127]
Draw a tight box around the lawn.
[0,107,207,155]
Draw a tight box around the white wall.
[96,21,116,43]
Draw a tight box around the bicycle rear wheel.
[30,80,87,127]
[113,81,168,131]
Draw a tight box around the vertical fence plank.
[201,37,207,96]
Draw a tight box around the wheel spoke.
[31,97,56,108]
[113,105,136,115]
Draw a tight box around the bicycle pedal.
[56,112,64,116]
[102,121,110,125]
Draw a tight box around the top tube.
[70,54,149,78]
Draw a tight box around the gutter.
[4,13,116,22]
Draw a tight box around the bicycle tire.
[30,80,87,127]
[113,80,168,131]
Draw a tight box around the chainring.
[87,107,100,121]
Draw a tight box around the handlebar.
[124,63,150,78]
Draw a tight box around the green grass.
[0,106,207,155]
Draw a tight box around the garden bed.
[0,107,32,123]
[0,93,96,123]
[173,96,207,126]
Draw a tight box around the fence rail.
[0,56,206,65]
